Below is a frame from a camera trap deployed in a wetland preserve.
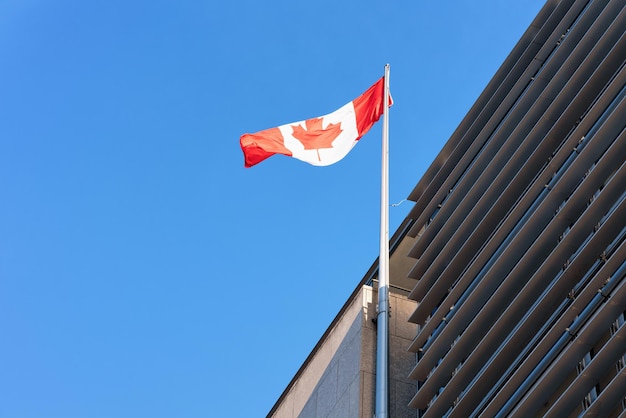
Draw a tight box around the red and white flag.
[240,77,391,168]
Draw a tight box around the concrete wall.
[269,286,416,418]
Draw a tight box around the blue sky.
[0,1,545,417]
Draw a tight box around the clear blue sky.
[0,1,545,417]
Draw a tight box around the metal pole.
[375,63,390,418]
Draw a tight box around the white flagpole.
[375,63,391,418]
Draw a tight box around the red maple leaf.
[291,117,343,161]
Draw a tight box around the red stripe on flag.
[240,127,292,168]
[353,77,389,140]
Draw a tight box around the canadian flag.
[240,77,391,168]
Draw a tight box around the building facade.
[404,0,625,416]
[270,0,625,416]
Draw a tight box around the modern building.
[269,0,626,416]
